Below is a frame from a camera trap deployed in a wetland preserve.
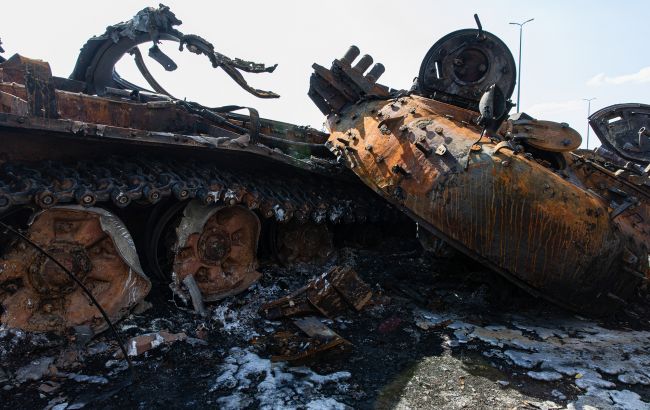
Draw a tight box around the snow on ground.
[414,309,650,409]
[211,281,285,341]
[208,274,354,409]
[211,347,351,410]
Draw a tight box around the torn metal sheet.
[70,4,279,98]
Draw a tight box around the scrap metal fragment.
[270,317,348,362]
[260,266,372,320]
[182,274,207,317]
[120,331,188,357]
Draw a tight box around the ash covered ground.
[1,237,649,410]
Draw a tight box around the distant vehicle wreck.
[0,5,648,345]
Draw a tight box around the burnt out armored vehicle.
[309,16,649,314]
[0,5,399,336]
[0,7,647,339]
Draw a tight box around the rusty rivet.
[391,164,411,177]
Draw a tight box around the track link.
[0,156,394,224]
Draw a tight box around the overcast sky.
[2,1,649,149]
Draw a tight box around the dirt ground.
[1,237,649,409]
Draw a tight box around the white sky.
[2,1,649,149]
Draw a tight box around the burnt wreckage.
[0,6,648,338]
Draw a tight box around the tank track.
[0,156,394,224]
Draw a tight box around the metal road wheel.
[172,201,261,302]
[0,206,151,335]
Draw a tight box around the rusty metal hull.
[327,95,647,313]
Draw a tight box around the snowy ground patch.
[414,309,650,409]
[211,347,352,409]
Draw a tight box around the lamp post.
[582,97,596,149]
[509,18,534,113]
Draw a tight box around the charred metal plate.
[0,206,151,335]
[173,201,261,302]
[417,29,516,111]
[589,103,650,164]
[504,113,582,152]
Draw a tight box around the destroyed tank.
[1,7,648,341]
[308,16,649,315]
[0,5,400,337]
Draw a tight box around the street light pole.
[582,97,596,149]
[510,18,534,113]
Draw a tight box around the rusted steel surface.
[172,202,261,302]
[309,22,649,314]
[0,206,150,335]
[499,113,582,153]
